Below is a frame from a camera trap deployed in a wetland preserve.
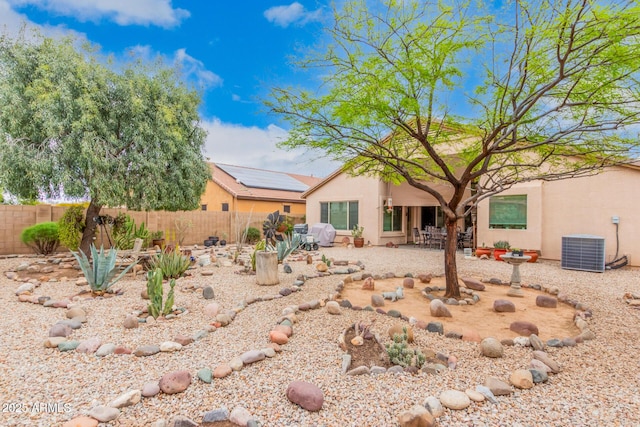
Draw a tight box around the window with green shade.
[383,206,403,232]
[320,201,358,230]
[489,195,527,229]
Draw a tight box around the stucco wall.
[477,165,640,266]
[305,173,468,246]
[200,180,306,215]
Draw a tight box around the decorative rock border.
[6,255,598,426]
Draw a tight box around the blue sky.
[0,0,341,176]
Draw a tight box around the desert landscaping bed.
[2,246,640,426]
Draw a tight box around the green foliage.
[351,225,364,238]
[0,31,212,255]
[245,227,261,244]
[493,240,510,249]
[268,0,640,296]
[58,205,85,251]
[149,250,191,279]
[251,240,266,271]
[112,214,150,250]
[321,254,332,267]
[71,244,137,294]
[262,210,284,246]
[146,268,176,319]
[385,327,426,369]
[20,222,60,255]
[271,233,301,263]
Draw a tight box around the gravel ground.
[1,245,640,427]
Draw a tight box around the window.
[283,205,291,213]
[221,203,229,212]
[320,201,358,230]
[201,204,207,211]
[489,195,527,229]
[383,206,403,232]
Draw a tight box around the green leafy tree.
[0,31,211,257]
[58,204,85,251]
[269,0,640,298]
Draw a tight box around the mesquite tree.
[268,0,640,298]
[0,31,211,256]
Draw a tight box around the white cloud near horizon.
[201,118,340,177]
[264,2,322,28]
[174,48,223,89]
[7,0,189,27]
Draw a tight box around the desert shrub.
[20,222,60,255]
[245,226,261,244]
[147,268,176,319]
[112,213,150,249]
[58,205,85,251]
[149,250,190,279]
[385,327,426,368]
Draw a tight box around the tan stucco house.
[476,162,640,267]
[200,163,322,215]
[306,161,640,267]
[302,168,471,246]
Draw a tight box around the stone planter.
[256,251,279,285]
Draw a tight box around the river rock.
[76,337,101,354]
[109,389,141,408]
[286,381,324,412]
[493,299,516,312]
[134,345,160,357]
[439,389,471,410]
[510,320,539,336]
[397,404,435,427]
[49,323,72,338]
[479,337,504,358]
[533,350,561,373]
[214,363,233,378]
[536,295,557,308]
[529,334,545,351]
[240,350,265,364]
[62,416,98,427]
[423,396,444,417]
[485,377,513,396]
[203,286,215,300]
[197,368,213,384]
[326,301,341,315]
[204,302,221,317]
[159,341,182,352]
[88,405,120,422]
[402,277,415,289]
[430,299,452,317]
[159,370,192,394]
[461,277,485,291]
[388,323,414,343]
[142,382,160,397]
[371,294,385,307]
[509,369,534,389]
[123,315,139,329]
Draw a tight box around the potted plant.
[256,210,283,285]
[209,232,219,246]
[219,232,227,247]
[511,247,524,257]
[351,224,365,248]
[151,231,165,249]
[524,249,539,263]
[475,243,492,258]
[493,240,510,261]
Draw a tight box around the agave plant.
[269,233,302,263]
[71,244,137,294]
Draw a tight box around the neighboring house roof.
[211,163,322,203]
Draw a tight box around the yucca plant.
[147,268,176,319]
[149,250,191,279]
[71,244,137,295]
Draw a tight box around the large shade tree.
[269,0,640,298]
[0,32,211,256]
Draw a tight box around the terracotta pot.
[524,250,539,263]
[152,238,165,248]
[475,247,491,257]
[353,237,365,248]
[493,248,508,261]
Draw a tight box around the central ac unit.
[561,234,605,273]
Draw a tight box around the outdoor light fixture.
[385,198,393,213]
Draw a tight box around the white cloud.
[264,2,323,28]
[174,48,223,89]
[202,118,340,177]
[0,0,88,42]
[7,0,189,27]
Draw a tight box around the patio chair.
[412,227,425,248]
[115,238,144,268]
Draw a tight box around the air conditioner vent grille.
[561,234,605,273]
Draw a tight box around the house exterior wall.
[305,172,468,245]
[476,165,640,266]
[200,180,306,215]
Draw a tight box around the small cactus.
[147,268,176,319]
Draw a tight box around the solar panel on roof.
[217,164,309,192]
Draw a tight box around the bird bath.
[500,252,531,297]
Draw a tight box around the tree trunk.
[443,219,461,299]
[79,200,102,258]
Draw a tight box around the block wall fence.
[0,205,303,255]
